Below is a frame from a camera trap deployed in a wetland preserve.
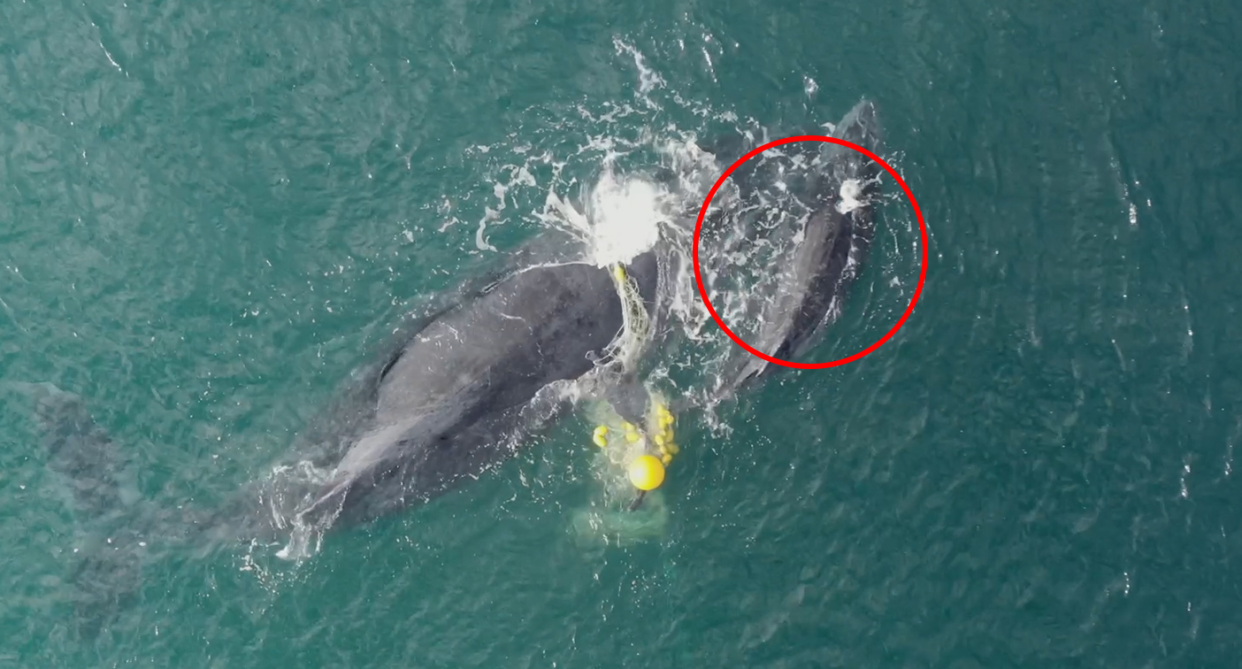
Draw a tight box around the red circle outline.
[692,135,928,369]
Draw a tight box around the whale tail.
[12,383,230,638]
[12,382,146,640]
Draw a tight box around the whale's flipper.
[696,131,750,164]
[24,384,145,639]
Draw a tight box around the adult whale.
[21,243,662,637]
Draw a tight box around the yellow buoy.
[592,425,609,448]
[629,454,666,491]
[625,456,665,491]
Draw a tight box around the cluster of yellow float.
[593,262,676,493]
[591,402,678,492]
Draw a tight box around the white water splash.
[837,178,866,214]
[613,37,666,99]
[536,168,671,268]
[583,169,672,267]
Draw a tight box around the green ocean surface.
[2,0,1241,666]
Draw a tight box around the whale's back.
[306,252,661,526]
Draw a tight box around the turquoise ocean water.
[3,0,1242,666]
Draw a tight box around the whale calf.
[711,99,883,392]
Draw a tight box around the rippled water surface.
[2,0,1241,666]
